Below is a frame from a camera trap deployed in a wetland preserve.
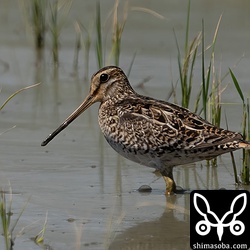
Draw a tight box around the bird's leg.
[160,167,176,195]
[163,176,176,195]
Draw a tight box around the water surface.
[0,1,250,249]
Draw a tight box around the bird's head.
[41,66,133,146]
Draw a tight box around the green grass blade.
[0,191,10,250]
[173,29,184,106]
[185,0,191,56]
[247,98,250,140]
[127,51,137,77]
[10,197,30,242]
[230,152,239,184]
[201,19,207,119]
[0,83,40,111]
[211,14,222,54]
[96,1,103,68]
[229,68,245,103]
[187,41,199,103]
[34,211,48,244]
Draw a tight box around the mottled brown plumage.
[41,66,250,194]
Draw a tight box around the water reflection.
[108,195,190,250]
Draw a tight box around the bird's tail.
[239,140,250,149]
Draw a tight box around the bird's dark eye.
[100,73,109,83]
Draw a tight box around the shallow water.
[0,0,250,249]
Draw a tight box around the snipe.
[41,66,250,194]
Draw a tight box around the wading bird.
[41,66,250,194]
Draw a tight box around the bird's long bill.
[41,94,95,146]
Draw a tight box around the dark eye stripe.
[100,73,109,83]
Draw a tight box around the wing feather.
[117,96,243,150]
